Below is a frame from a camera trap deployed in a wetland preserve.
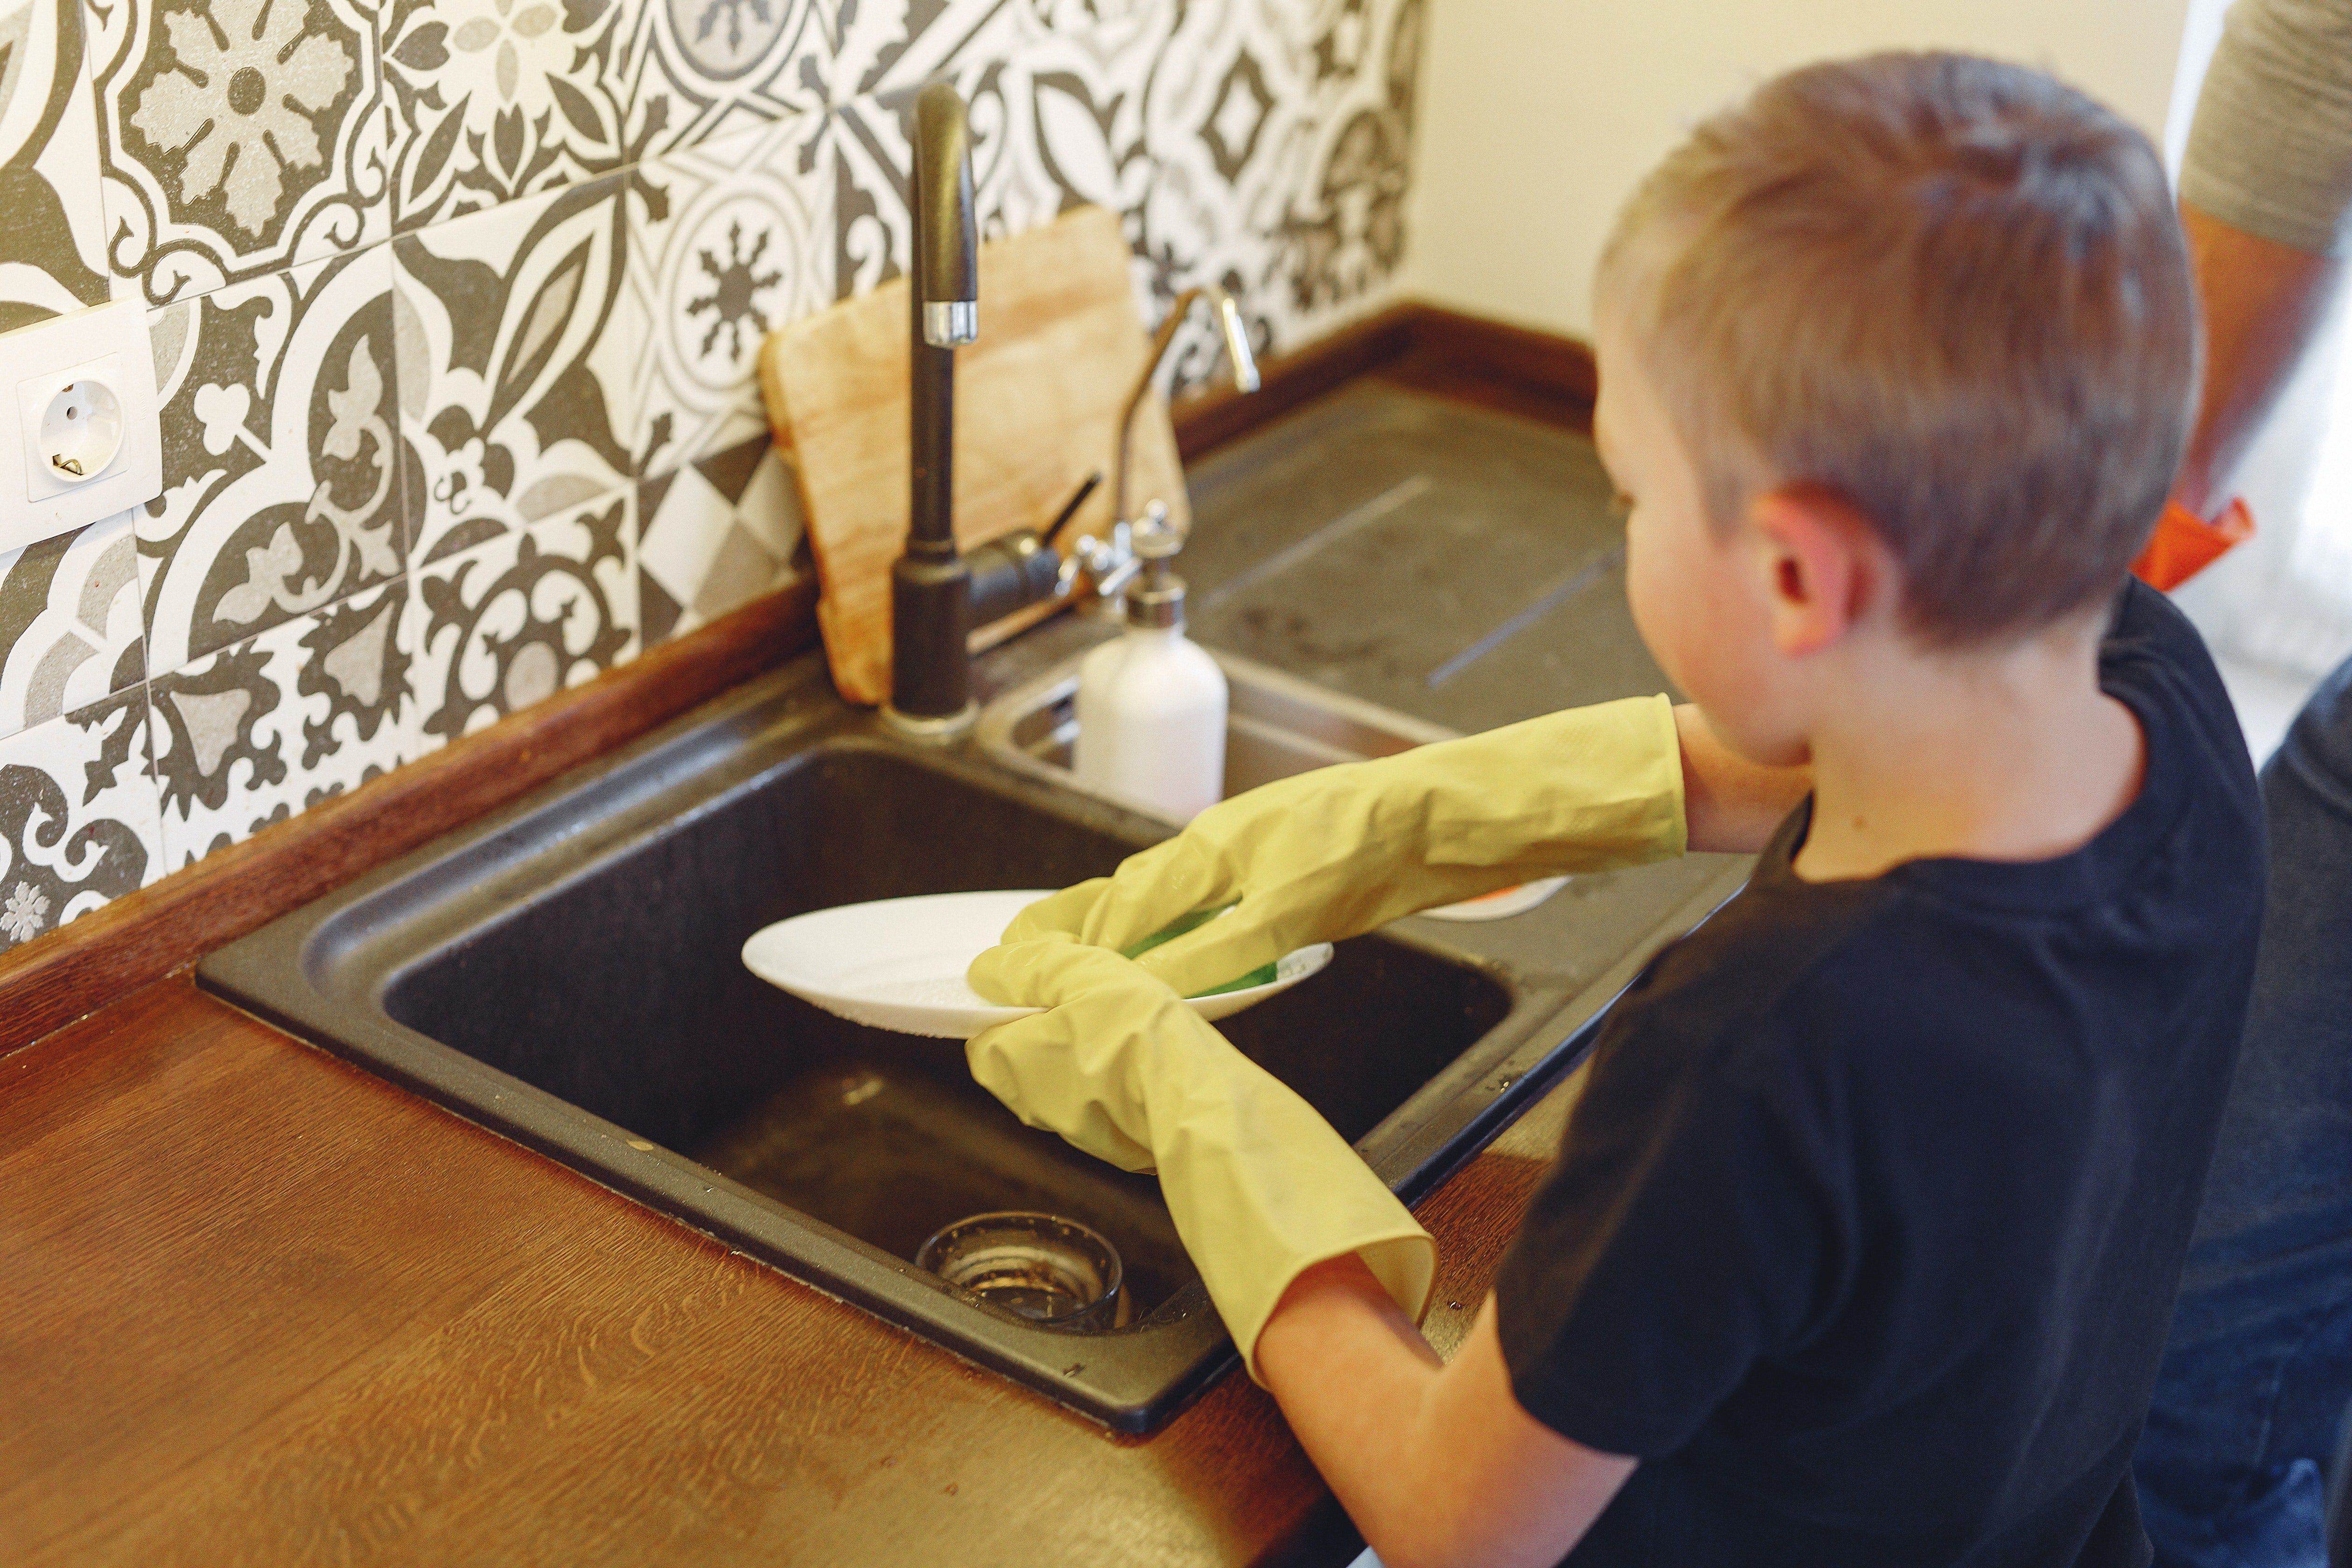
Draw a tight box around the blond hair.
[1603,53,2198,642]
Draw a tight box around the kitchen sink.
[199,376,1760,1432]
[373,737,1510,1329]
[200,651,1750,1431]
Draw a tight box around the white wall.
[1404,0,2197,337]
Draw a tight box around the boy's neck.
[1792,616,2146,883]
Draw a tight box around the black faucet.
[888,83,1064,736]
[886,82,986,734]
[883,83,1256,738]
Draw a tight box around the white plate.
[741,890,1334,1039]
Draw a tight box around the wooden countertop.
[0,973,1580,1566]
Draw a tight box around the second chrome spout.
[1116,287,1260,531]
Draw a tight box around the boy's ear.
[1745,485,1883,657]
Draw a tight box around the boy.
[965,53,2265,1567]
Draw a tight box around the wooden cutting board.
[758,205,1189,707]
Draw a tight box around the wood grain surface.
[761,205,1190,707]
[0,977,1573,1567]
[0,581,817,1054]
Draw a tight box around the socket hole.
[40,379,122,485]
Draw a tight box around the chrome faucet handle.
[1064,518,1141,602]
[1075,501,1176,607]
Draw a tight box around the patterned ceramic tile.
[0,687,161,953]
[0,0,1429,870]
[622,0,826,160]
[0,511,145,744]
[636,431,798,647]
[625,113,830,480]
[138,245,405,674]
[1163,0,1416,341]
[87,0,389,305]
[830,0,1153,103]
[820,0,1418,372]
[0,0,114,328]
[148,574,419,868]
[1092,0,1419,363]
[381,0,645,231]
[404,489,636,747]
[820,13,1166,302]
[394,173,640,563]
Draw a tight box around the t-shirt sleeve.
[2180,0,2352,256]
[1492,1015,1845,1458]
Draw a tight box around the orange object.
[2133,497,2254,591]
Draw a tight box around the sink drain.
[917,1211,1128,1331]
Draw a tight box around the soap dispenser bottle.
[1073,506,1228,821]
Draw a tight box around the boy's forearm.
[1676,704,1811,854]
[1258,1256,1444,1554]
[1257,1257,1634,1568]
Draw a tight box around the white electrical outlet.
[0,301,163,553]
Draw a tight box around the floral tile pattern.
[830,0,1149,103]
[637,432,798,647]
[0,0,1428,956]
[1125,0,1422,355]
[88,0,388,305]
[148,575,419,869]
[625,114,829,480]
[404,490,636,747]
[820,0,1421,376]
[381,0,644,231]
[0,687,161,952]
[818,20,1165,305]
[394,173,638,560]
[0,0,114,328]
[1193,0,1420,333]
[0,511,145,743]
[138,246,405,673]
[623,0,826,160]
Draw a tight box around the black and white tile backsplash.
[0,0,1424,952]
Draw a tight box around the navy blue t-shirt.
[1494,581,2266,1567]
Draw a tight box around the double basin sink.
[203,630,1745,1431]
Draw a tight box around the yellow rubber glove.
[966,936,1434,1382]
[1009,695,1686,998]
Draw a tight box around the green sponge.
[1120,905,1279,997]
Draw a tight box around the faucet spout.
[915,83,978,353]
[909,83,976,558]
